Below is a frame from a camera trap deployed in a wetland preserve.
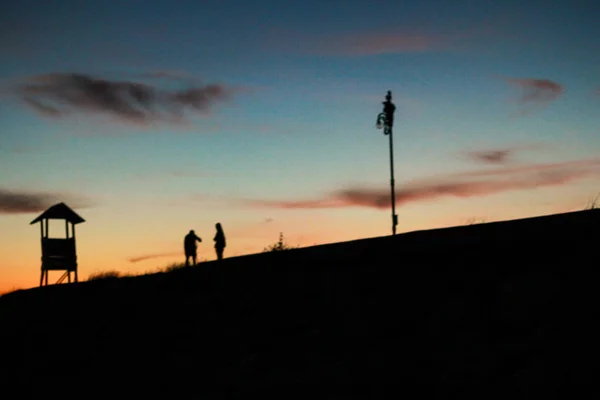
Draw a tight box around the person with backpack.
[184,229,202,266]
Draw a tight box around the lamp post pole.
[376,90,398,235]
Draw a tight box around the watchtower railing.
[41,238,77,271]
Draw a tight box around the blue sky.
[1,0,599,290]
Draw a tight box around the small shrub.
[161,262,187,272]
[263,232,298,252]
[464,217,487,225]
[158,258,208,273]
[87,270,122,281]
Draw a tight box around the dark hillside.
[1,210,599,398]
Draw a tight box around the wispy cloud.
[234,157,600,210]
[266,27,476,57]
[0,188,93,214]
[10,72,242,126]
[452,157,598,179]
[504,77,564,115]
[128,251,180,263]
[463,144,543,165]
[506,78,563,102]
[467,148,515,164]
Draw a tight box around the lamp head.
[376,112,385,129]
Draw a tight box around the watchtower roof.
[30,202,85,225]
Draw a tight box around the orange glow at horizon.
[0,192,587,295]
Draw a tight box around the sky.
[1,0,599,292]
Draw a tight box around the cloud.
[10,72,240,126]
[270,23,493,57]
[464,144,542,165]
[128,251,180,263]
[265,28,466,57]
[504,77,564,115]
[0,189,93,214]
[467,148,514,164]
[506,78,563,102]
[453,157,599,179]
[235,157,600,210]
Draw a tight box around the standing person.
[184,229,202,266]
[213,223,226,261]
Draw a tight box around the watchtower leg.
[40,269,45,287]
[67,271,71,283]
[75,270,78,283]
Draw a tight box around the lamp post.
[376,90,398,235]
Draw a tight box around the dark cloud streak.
[128,252,180,263]
[13,72,238,126]
[464,144,543,165]
[504,77,564,115]
[467,149,514,164]
[506,78,563,103]
[237,157,600,210]
[0,189,93,214]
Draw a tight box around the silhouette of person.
[213,223,226,261]
[184,229,202,266]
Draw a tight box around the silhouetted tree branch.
[585,192,599,210]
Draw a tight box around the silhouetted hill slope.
[1,210,599,398]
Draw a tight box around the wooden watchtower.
[30,203,85,286]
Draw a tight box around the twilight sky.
[1,0,599,292]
